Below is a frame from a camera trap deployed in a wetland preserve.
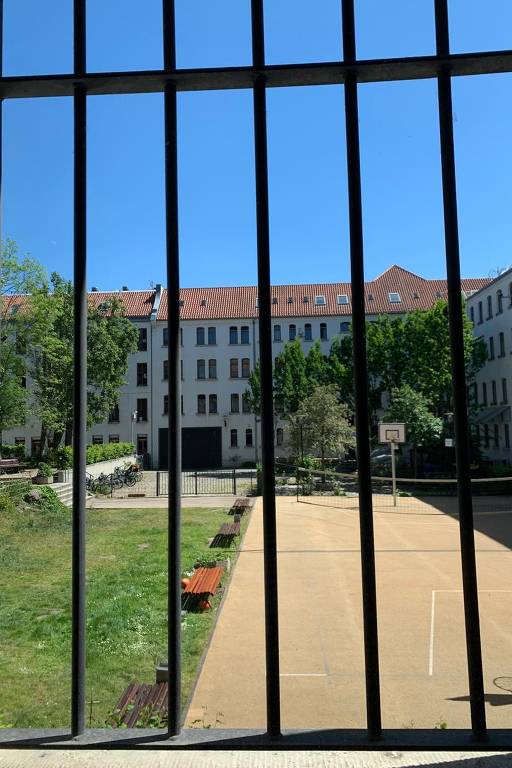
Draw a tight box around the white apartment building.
[467,268,512,464]
[3,265,489,469]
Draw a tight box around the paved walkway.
[186,495,512,730]
[87,495,236,509]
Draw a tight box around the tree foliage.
[385,385,443,448]
[27,273,139,448]
[288,385,355,468]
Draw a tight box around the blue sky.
[2,0,512,289]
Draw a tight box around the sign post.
[378,423,406,507]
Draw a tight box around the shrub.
[0,444,26,461]
[239,461,256,469]
[0,481,31,513]
[54,446,73,469]
[85,442,134,465]
[37,462,54,477]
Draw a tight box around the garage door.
[158,427,223,470]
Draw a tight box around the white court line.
[428,589,512,676]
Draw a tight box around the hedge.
[0,444,27,460]
[53,442,135,469]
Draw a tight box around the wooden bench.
[210,521,241,548]
[229,497,251,515]
[109,682,167,728]
[183,566,224,597]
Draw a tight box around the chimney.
[91,287,99,292]
[122,286,129,291]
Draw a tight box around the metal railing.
[0,0,508,751]
[156,469,255,497]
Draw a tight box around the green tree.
[288,385,355,470]
[0,240,47,443]
[384,384,443,474]
[273,340,308,416]
[28,273,138,451]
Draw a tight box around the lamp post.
[131,410,137,447]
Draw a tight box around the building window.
[487,295,493,319]
[181,359,184,380]
[314,295,326,306]
[502,378,508,404]
[92,435,103,445]
[276,427,284,446]
[208,359,217,379]
[489,337,495,360]
[494,423,500,448]
[482,382,487,406]
[229,326,238,345]
[137,362,148,386]
[484,424,490,448]
[478,301,483,324]
[180,328,183,346]
[499,331,505,357]
[136,398,148,421]
[137,434,148,455]
[230,358,239,378]
[209,394,217,414]
[138,327,147,352]
[469,306,474,324]
[388,292,401,303]
[14,437,25,448]
[208,327,216,345]
[31,438,41,456]
[289,324,296,341]
[197,359,206,379]
[245,428,253,447]
[241,326,249,344]
[164,395,168,414]
[241,358,250,378]
[505,423,510,450]
[108,434,120,444]
[163,360,168,380]
[231,394,240,413]
[196,326,205,345]
[197,394,206,414]
[108,404,120,423]
[509,283,512,308]
[181,395,184,415]
[497,290,504,314]
[273,324,281,342]
[337,294,349,305]
[304,323,312,341]
[163,327,168,346]
[340,321,350,333]
[472,382,478,406]
[320,322,328,341]
[230,429,238,448]
[492,380,497,405]
[242,393,251,414]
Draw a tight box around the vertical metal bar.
[341,0,382,739]
[162,0,182,737]
[71,0,87,738]
[434,0,486,739]
[251,0,281,740]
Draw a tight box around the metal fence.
[1,0,510,752]
[156,469,256,497]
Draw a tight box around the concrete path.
[0,750,509,768]
[186,495,512,730]
[87,495,236,509]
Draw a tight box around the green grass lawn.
[0,497,247,728]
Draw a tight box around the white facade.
[467,270,512,464]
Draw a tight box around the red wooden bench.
[183,566,224,596]
[0,458,26,475]
[229,497,251,515]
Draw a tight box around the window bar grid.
[71,0,87,738]
[251,0,282,740]
[162,0,182,738]
[341,0,382,740]
[434,0,487,738]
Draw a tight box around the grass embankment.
[0,488,247,728]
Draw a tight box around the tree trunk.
[53,430,64,451]
[64,422,73,446]
[39,425,48,459]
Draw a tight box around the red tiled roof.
[157,266,490,321]
[88,290,155,318]
[2,267,490,322]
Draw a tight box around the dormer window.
[436,291,442,298]
[314,295,326,306]
[368,293,374,301]
[287,296,293,304]
[200,299,207,307]
[272,297,278,304]
[388,292,401,304]
[336,294,349,305]
[413,292,419,299]
[303,296,309,304]
[98,301,109,313]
